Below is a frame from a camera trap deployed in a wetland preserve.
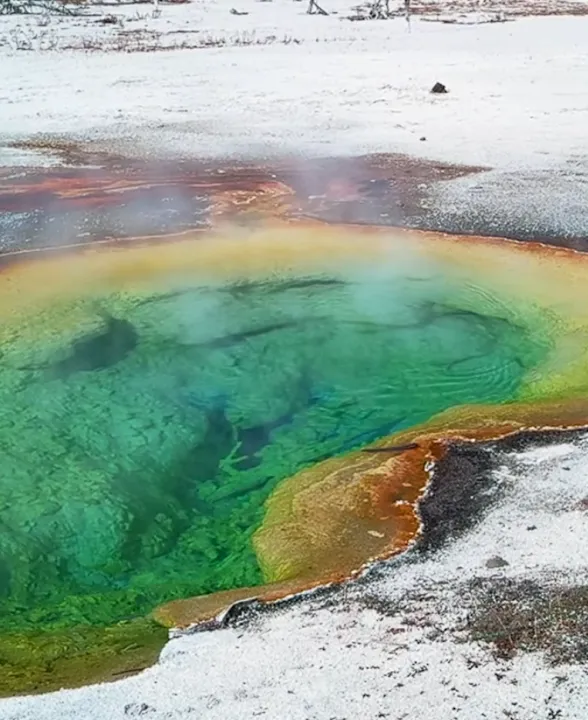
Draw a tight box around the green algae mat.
[0,224,563,694]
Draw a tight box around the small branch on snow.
[307,0,328,15]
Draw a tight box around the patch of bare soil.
[464,578,588,664]
[408,0,588,18]
[350,0,588,21]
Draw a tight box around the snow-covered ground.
[1,2,588,172]
[3,433,588,720]
[3,0,587,55]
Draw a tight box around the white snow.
[3,435,588,719]
[1,3,588,169]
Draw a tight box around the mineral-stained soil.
[0,148,485,255]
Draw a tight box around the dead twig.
[307,0,328,15]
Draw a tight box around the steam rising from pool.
[0,252,544,636]
[0,215,564,696]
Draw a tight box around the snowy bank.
[1,7,588,171]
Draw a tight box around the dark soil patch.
[407,0,588,17]
[464,577,588,664]
[417,427,588,554]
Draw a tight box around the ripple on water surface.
[0,249,547,693]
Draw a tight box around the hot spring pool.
[0,226,554,693]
